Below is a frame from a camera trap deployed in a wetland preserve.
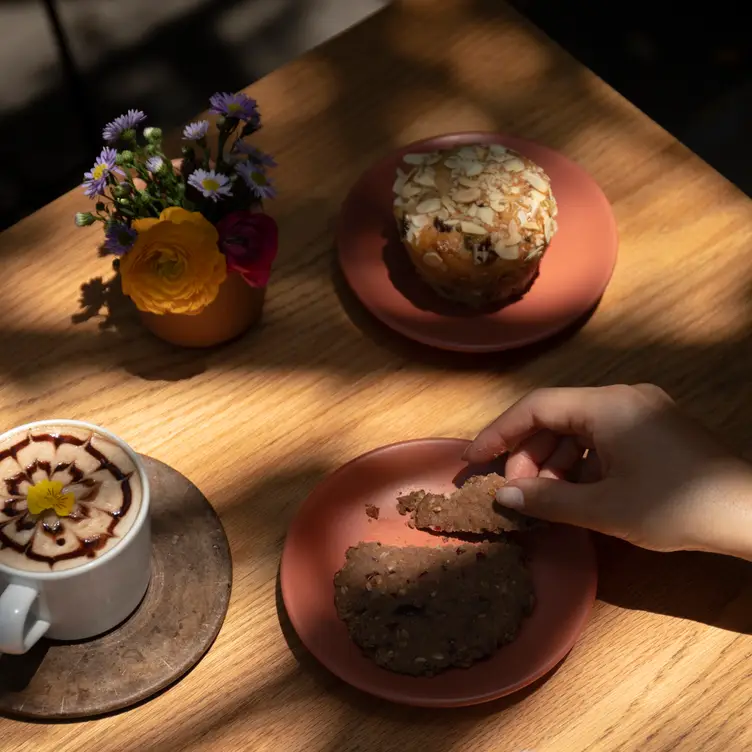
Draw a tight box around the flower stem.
[216,120,236,172]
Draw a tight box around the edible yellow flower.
[120,207,227,315]
[27,480,75,517]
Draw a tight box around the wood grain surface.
[1,0,751,750]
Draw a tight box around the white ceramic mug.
[0,420,151,654]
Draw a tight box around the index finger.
[463,387,602,463]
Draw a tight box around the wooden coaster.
[0,455,232,720]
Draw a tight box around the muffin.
[392,143,558,307]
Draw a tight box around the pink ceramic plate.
[280,438,597,707]
[337,132,618,352]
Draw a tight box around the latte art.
[0,426,142,572]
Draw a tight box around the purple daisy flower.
[235,161,276,200]
[82,147,124,198]
[232,141,276,168]
[102,109,146,144]
[104,222,137,256]
[146,156,164,173]
[187,168,233,202]
[209,92,258,121]
[182,120,210,141]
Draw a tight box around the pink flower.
[216,211,278,288]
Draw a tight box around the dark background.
[1,0,750,231]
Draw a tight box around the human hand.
[464,385,752,557]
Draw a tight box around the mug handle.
[0,584,50,654]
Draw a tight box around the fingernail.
[463,440,502,461]
[496,486,524,509]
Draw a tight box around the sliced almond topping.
[452,187,481,203]
[410,214,432,228]
[437,207,449,220]
[392,169,408,195]
[403,153,429,165]
[443,218,461,227]
[522,220,540,231]
[413,170,436,188]
[401,183,421,198]
[441,196,457,212]
[489,144,507,156]
[530,188,547,203]
[443,156,461,169]
[521,170,548,192]
[506,220,521,245]
[457,176,479,188]
[458,146,478,161]
[544,217,553,242]
[424,152,441,165]
[393,197,405,208]
[461,221,487,235]
[495,242,519,260]
[503,158,525,172]
[477,206,495,225]
[422,251,445,268]
[488,190,505,210]
[517,209,527,225]
[416,198,441,214]
[464,161,484,177]
[467,204,478,218]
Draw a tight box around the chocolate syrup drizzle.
[0,432,134,568]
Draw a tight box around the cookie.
[398,473,535,534]
[365,504,380,520]
[334,540,534,676]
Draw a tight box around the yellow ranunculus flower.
[120,207,227,315]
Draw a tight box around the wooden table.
[2,0,752,749]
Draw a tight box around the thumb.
[496,477,607,531]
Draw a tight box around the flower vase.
[138,271,265,348]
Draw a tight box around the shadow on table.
[595,536,752,634]
[0,641,50,693]
[69,271,209,382]
[0,0,749,430]
[0,627,211,726]
[270,526,751,749]
[273,567,560,738]
[331,253,599,372]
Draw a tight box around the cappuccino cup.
[0,420,150,653]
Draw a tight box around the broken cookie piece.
[398,473,535,534]
[334,540,534,676]
[365,504,380,520]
